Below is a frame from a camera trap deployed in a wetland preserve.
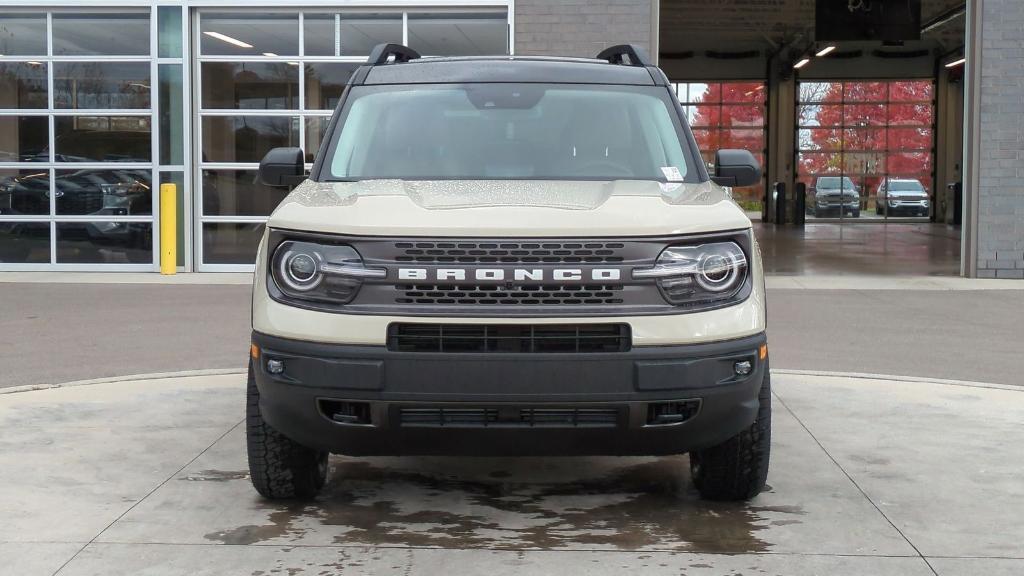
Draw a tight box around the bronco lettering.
[396,268,622,282]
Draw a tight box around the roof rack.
[366,43,421,65]
[596,44,652,67]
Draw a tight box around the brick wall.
[514,0,653,58]
[976,0,1024,278]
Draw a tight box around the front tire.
[246,361,328,499]
[690,362,771,501]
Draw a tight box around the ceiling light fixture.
[262,52,278,57]
[816,45,837,57]
[203,31,253,49]
[945,57,966,68]
[793,58,811,69]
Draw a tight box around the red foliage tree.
[799,81,934,193]
[688,82,766,205]
[690,82,766,155]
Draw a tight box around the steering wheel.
[573,160,634,178]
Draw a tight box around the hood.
[888,190,928,198]
[267,179,751,237]
[816,188,858,197]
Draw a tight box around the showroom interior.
[0,1,1000,277]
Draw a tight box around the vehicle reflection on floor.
[754,222,961,277]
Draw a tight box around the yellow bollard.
[160,183,176,274]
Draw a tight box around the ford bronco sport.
[247,44,770,502]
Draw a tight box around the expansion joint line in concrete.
[49,420,245,576]
[772,391,940,576]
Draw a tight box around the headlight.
[270,240,385,305]
[633,241,749,307]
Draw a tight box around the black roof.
[353,45,667,86]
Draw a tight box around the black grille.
[388,323,631,353]
[395,284,625,305]
[393,241,626,264]
[58,191,103,215]
[398,407,620,428]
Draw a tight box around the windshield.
[817,177,856,190]
[889,180,924,192]
[323,83,696,181]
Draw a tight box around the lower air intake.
[398,407,620,428]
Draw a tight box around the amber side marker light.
[250,344,260,359]
[759,344,768,360]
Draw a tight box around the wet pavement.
[754,222,962,277]
[2,372,1022,575]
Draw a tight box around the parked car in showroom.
[809,176,860,218]
[0,167,152,257]
[875,178,930,217]
[246,44,771,502]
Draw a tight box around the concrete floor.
[1,372,1022,575]
[755,222,962,277]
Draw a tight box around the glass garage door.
[0,11,156,268]
[797,81,935,222]
[194,9,510,270]
[672,82,768,219]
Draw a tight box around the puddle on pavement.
[205,456,802,552]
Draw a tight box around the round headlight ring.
[277,247,324,292]
[695,248,744,293]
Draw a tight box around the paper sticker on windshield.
[661,166,684,181]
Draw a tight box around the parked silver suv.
[876,178,930,217]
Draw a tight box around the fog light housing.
[266,359,285,375]
[319,400,372,425]
[646,400,701,426]
[734,360,753,376]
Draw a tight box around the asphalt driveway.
[1,282,1022,388]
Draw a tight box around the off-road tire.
[690,361,771,501]
[246,362,328,499]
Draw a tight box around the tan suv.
[246,44,770,502]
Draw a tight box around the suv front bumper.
[251,330,767,457]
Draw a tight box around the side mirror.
[711,149,761,188]
[258,147,305,187]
